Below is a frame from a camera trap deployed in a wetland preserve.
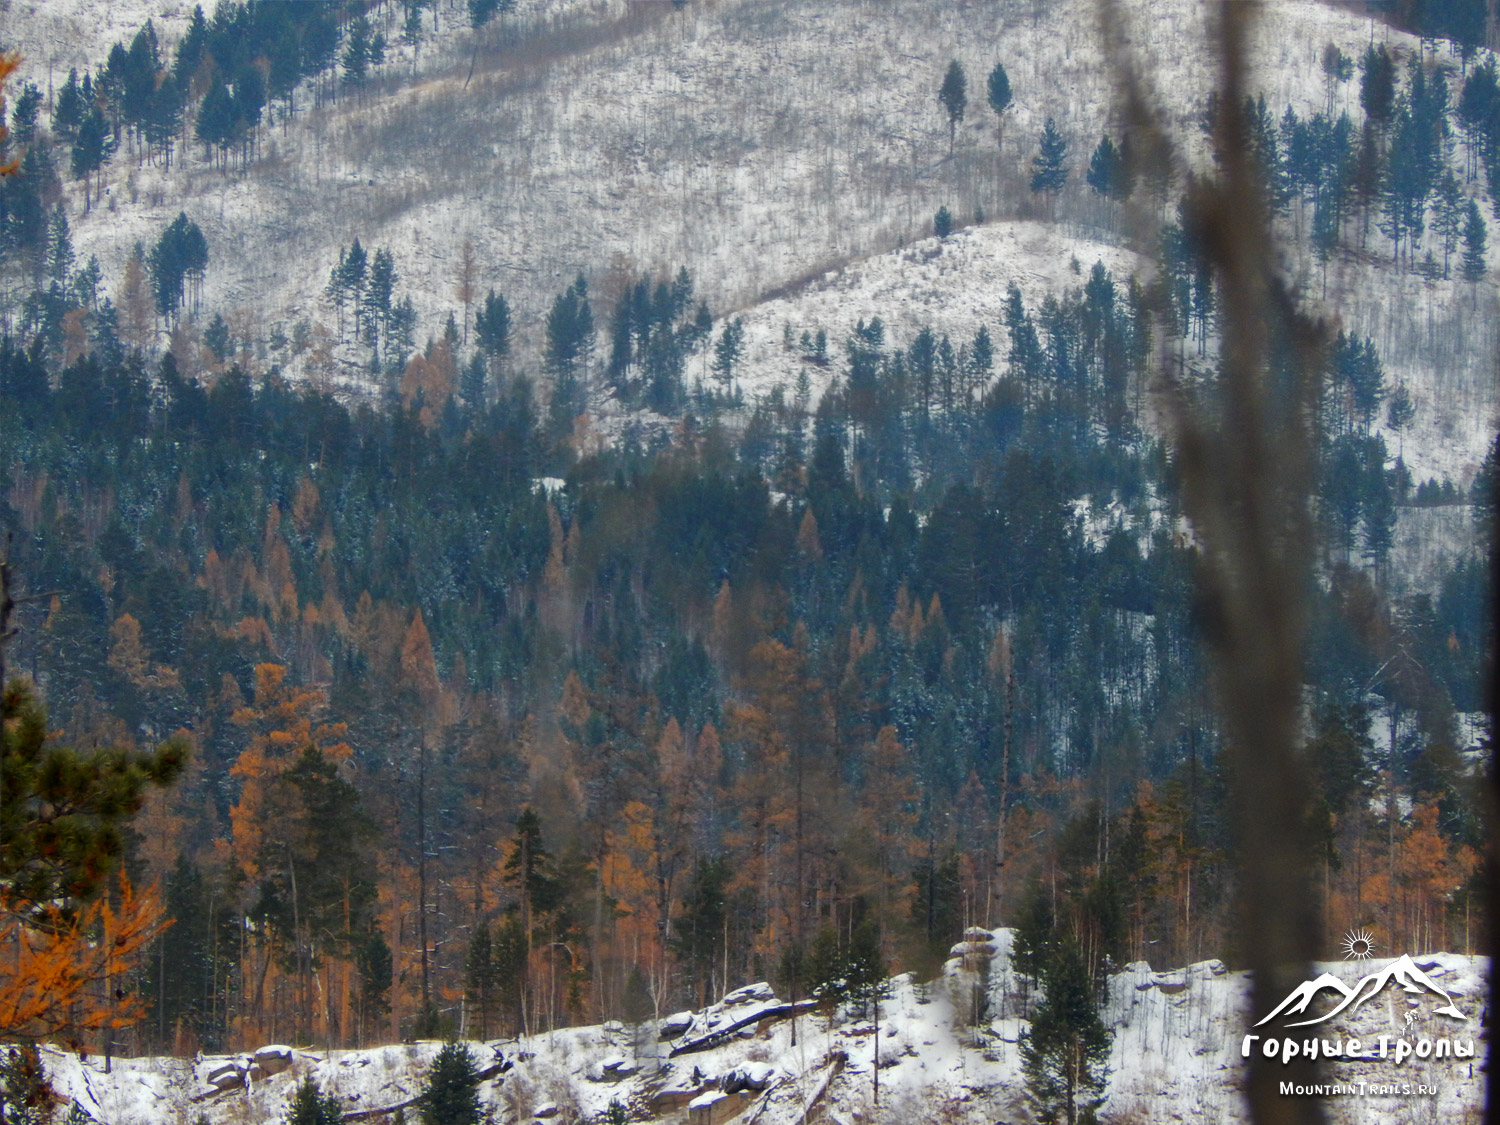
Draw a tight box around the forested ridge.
[0,0,1494,1073]
[0,268,1490,1052]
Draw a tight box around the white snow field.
[36,930,1488,1125]
[1,0,1494,489]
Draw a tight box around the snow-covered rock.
[721,1061,776,1093]
[721,982,775,1006]
[32,941,1487,1125]
[250,1046,295,1077]
[203,1062,245,1091]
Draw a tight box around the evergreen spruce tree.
[1011,875,1056,988]
[1085,135,1129,200]
[204,313,231,362]
[933,204,953,238]
[1361,441,1397,571]
[1359,44,1396,127]
[1003,283,1045,397]
[11,83,42,147]
[1385,381,1416,456]
[1457,62,1497,180]
[843,919,886,1019]
[71,256,102,311]
[1461,199,1487,280]
[712,318,745,385]
[145,74,183,168]
[286,1079,342,1125]
[173,6,209,90]
[142,853,220,1048]
[268,23,305,117]
[460,353,488,412]
[1031,118,1070,195]
[356,931,393,1042]
[362,248,398,353]
[70,108,113,210]
[1433,171,1465,277]
[1321,44,1352,112]
[343,17,374,88]
[939,61,967,153]
[464,921,496,1039]
[545,274,593,379]
[622,965,653,1025]
[120,24,162,135]
[692,300,713,348]
[967,323,994,397]
[52,70,86,140]
[147,213,208,321]
[1020,941,1111,1125]
[196,75,235,166]
[388,296,418,364]
[470,0,514,28]
[987,61,1013,148]
[490,911,526,1035]
[231,65,267,158]
[403,2,428,46]
[1379,108,1430,263]
[340,240,370,338]
[302,10,343,91]
[806,927,847,1009]
[421,1043,482,1125]
[776,936,807,1016]
[475,290,511,362]
[503,808,560,950]
[44,211,74,287]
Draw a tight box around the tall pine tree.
[939,61,968,153]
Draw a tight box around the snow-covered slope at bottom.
[36,931,1488,1125]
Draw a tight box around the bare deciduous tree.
[1101,3,1329,1121]
[455,236,478,346]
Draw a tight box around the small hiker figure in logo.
[1403,1006,1421,1040]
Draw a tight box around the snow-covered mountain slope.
[0,0,195,79]
[726,219,1142,411]
[2,0,1495,485]
[38,931,1488,1125]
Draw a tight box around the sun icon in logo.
[1341,928,1376,961]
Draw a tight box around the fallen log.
[794,1051,846,1125]
[667,1001,819,1058]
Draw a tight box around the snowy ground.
[722,219,1143,413]
[37,930,1488,1125]
[1,0,1494,491]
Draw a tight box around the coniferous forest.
[0,0,1494,1092]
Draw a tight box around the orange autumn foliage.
[229,664,350,881]
[0,54,19,178]
[0,876,165,1039]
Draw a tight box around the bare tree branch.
[1099,3,1327,1121]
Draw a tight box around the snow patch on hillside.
[725,219,1141,410]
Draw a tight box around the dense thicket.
[0,237,1487,1048]
[0,2,1491,1058]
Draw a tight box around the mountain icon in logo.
[1255,955,1467,1028]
